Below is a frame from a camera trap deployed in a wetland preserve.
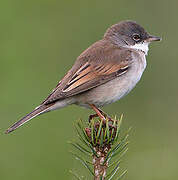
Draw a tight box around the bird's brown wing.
[43,41,133,105]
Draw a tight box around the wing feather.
[63,63,128,92]
[44,63,130,104]
[42,41,133,105]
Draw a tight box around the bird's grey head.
[104,20,161,55]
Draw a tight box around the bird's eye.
[133,34,141,41]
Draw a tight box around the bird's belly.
[75,56,146,108]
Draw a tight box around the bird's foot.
[89,104,114,123]
[88,114,98,122]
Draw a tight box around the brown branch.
[71,114,129,179]
[93,145,111,180]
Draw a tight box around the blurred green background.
[0,0,177,179]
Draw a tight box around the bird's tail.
[5,104,53,134]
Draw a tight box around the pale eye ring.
[133,34,141,41]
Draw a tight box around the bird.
[5,20,161,134]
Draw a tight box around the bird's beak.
[145,35,162,42]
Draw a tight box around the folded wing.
[43,48,133,105]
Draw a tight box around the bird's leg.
[89,104,106,121]
[89,104,114,123]
[97,108,113,122]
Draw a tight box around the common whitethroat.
[6,20,161,134]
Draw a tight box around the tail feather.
[5,104,52,134]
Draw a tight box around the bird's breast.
[75,53,147,108]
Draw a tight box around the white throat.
[128,42,149,55]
